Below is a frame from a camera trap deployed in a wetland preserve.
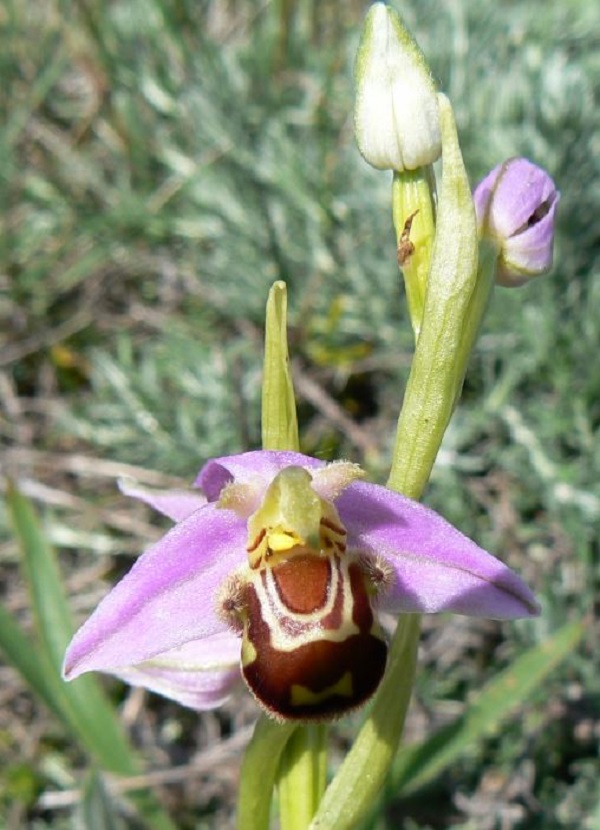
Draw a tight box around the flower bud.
[354,2,441,171]
[473,157,560,287]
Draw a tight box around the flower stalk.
[309,614,420,830]
[238,718,297,830]
[278,725,328,830]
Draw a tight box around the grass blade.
[238,716,297,830]
[6,482,177,830]
[6,481,136,771]
[391,619,585,796]
[0,602,65,720]
[77,770,127,830]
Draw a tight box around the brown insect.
[397,209,420,267]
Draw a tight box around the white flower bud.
[354,2,441,172]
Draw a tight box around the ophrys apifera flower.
[64,451,538,721]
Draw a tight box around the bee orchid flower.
[63,451,539,722]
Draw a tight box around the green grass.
[1,0,598,827]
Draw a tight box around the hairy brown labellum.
[238,552,387,721]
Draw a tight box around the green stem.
[307,615,420,830]
[278,725,328,830]
[238,717,297,830]
[458,238,499,366]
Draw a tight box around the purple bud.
[473,157,560,287]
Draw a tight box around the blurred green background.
[1,0,598,827]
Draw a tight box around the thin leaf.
[6,483,177,830]
[385,619,585,800]
[76,770,127,830]
[238,716,297,830]
[0,602,65,720]
[6,482,136,772]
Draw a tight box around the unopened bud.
[354,2,441,172]
[473,157,560,287]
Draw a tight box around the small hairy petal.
[118,478,206,522]
[338,481,539,619]
[63,504,246,679]
[197,450,324,503]
[112,634,242,710]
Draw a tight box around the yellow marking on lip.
[241,636,257,668]
[290,672,353,706]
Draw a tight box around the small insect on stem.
[397,209,419,267]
